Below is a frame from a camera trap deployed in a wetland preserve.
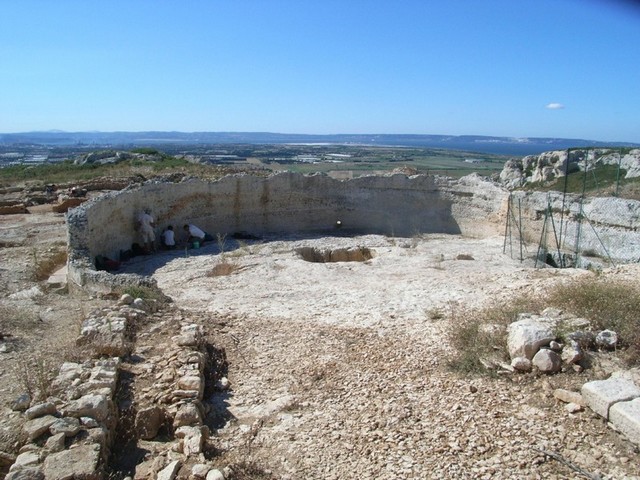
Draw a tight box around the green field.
[0,144,511,185]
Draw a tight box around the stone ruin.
[5,171,640,479]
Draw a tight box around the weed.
[446,276,640,374]
[12,354,55,402]
[428,253,446,270]
[217,233,228,256]
[119,285,167,303]
[426,307,445,321]
[226,460,276,480]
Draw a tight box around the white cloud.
[545,103,565,110]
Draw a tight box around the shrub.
[120,285,167,303]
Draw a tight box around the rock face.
[506,190,640,264]
[499,148,640,188]
[66,172,510,292]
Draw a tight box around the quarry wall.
[66,171,640,292]
[66,172,508,290]
[509,191,640,265]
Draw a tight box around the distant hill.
[1,131,638,156]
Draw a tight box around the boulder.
[0,451,17,467]
[206,470,225,480]
[596,329,618,350]
[10,451,41,470]
[5,467,44,480]
[26,402,60,421]
[560,339,583,364]
[532,349,561,373]
[553,388,585,406]
[192,464,211,478]
[11,394,31,412]
[44,432,66,453]
[177,375,204,399]
[173,403,203,428]
[183,427,205,456]
[507,317,555,360]
[63,394,111,423]
[157,460,182,480]
[49,417,81,437]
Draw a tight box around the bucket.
[192,241,200,249]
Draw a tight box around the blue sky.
[1,0,639,142]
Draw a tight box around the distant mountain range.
[1,131,638,156]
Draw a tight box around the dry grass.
[0,304,40,336]
[11,353,56,402]
[546,277,640,365]
[446,275,640,374]
[226,461,276,480]
[446,296,547,374]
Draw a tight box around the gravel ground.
[119,233,640,479]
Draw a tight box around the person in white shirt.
[183,224,206,245]
[161,225,176,249]
[137,209,156,253]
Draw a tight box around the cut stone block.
[582,378,640,420]
[609,397,640,446]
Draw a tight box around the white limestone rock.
[507,317,555,360]
[532,349,561,373]
[510,356,532,372]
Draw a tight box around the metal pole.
[547,199,563,268]
[518,198,524,262]
[503,194,511,254]
[535,205,549,268]
[558,149,570,249]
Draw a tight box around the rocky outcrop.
[74,151,163,166]
[499,148,640,188]
[506,190,640,264]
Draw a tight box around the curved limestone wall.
[66,172,509,290]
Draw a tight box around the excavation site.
[4,172,640,480]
